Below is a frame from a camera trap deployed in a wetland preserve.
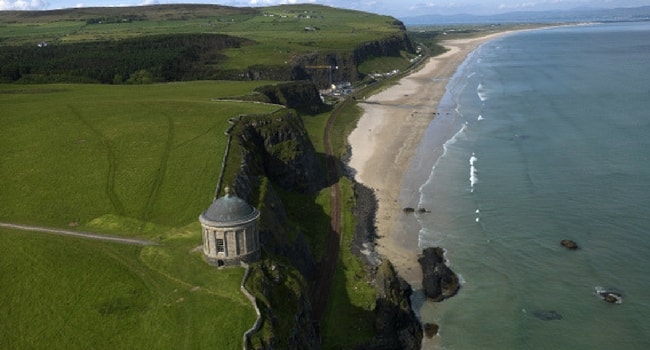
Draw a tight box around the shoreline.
[347,30,528,286]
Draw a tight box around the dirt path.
[311,100,345,325]
[0,222,158,246]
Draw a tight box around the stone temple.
[199,187,260,267]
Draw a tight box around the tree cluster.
[0,33,250,84]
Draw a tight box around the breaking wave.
[469,153,478,191]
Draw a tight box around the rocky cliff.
[234,109,326,195]
[354,260,423,350]
[244,259,320,350]
[292,32,415,88]
[236,31,415,89]
[254,81,325,113]
[226,109,326,349]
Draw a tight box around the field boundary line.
[0,222,158,246]
[240,262,262,350]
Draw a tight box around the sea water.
[407,22,650,349]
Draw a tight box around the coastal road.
[0,222,158,246]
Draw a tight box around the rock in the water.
[417,207,429,213]
[403,207,415,213]
[560,239,578,250]
[423,323,439,338]
[532,310,563,321]
[595,287,623,304]
[418,247,460,302]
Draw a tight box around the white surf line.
[0,222,158,246]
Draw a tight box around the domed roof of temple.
[199,187,259,226]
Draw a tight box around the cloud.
[409,1,461,11]
[248,0,306,5]
[498,2,538,10]
[0,0,49,10]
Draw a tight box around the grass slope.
[0,227,254,349]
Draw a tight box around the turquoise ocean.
[404,22,650,349]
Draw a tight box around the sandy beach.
[347,31,520,285]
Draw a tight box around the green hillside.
[0,82,279,233]
[0,4,418,349]
[0,4,410,84]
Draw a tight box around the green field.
[0,227,254,349]
[0,82,279,236]
[0,81,284,348]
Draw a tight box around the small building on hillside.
[199,187,260,267]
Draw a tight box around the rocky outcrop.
[419,247,460,302]
[423,323,439,338]
[595,287,623,304]
[245,260,319,350]
[235,109,326,194]
[292,32,415,89]
[560,239,578,250]
[353,33,414,66]
[350,181,381,268]
[354,260,423,350]
[254,81,324,112]
[348,173,421,349]
[227,110,326,349]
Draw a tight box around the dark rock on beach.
[423,323,439,338]
[561,239,578,250]
[418,247,460,302]
[403,207,429,214]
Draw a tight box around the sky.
[1,0,649,18]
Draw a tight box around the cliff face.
[231,109,325,279]
[235,109,326,195]
[228,109,326,349]
[239,32,415,89]
[353,33,415,66]
[254,81,325,112]
[245,260,320,350]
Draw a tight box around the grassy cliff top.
[0,4,404,47]
[0,4,407,73]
